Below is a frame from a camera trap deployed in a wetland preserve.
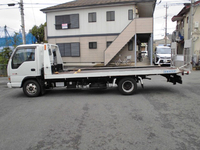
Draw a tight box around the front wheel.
[23,80,41,97]
[118,78,137,95]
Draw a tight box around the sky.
[0,0,191,40]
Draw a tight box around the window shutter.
[57,43,65,56]
[111,11,115,21]
[71,43,80,57]
[93,13,96,22]
[64,43,71,57]
[70,14,79,28]
[63,15,70,24]
[107,41,112,48]
[128,10,133,20]
[57,43,80,57]
[55,16,63,29]
[107,11,115,21]
[89,42,97,49]
[89,13,92,22]
[89,13,96,22]
[106,12,110,21]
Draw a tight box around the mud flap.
[162,74,182,85]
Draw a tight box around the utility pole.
[19,0,26,44]
[8,0,26,44]
[164,3,168,46]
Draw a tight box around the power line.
[11,0,19,2]
[0,7,48,10]
[30,0,36,25]
[0,3,58,5]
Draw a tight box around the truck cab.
[154,46,171,65]
[7,44,63,89]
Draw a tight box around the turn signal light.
[8,76,11,83]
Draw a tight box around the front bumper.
[7,82,12,88]
[156,59,171,65]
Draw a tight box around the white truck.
[7,44,190,97]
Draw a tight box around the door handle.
[31,68,35,71]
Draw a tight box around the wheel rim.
[122,81,134,93]
[26,83,37,95]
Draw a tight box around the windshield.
[156,48,171,54]
[12,47,36,69]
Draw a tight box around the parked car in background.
[153,46,171,65]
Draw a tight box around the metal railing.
[0,64,7,77]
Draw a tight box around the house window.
[107,11,115,21]
[128,40,133,51]
[89,12,96,22]
[181,20,184,27]
[89,42,97,49]
[128,9,133,20]
[187,17,189,24]
[55,14,79,29]
[107,41,112,48]
[57,43,80,57]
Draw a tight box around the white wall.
[46,5,134,37]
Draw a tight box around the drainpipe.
[150,34,153,66]
[189,0,194,67]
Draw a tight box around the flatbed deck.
[46,66,181,79]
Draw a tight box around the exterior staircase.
[104,18,153,66]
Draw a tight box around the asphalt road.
[0,71,200,150]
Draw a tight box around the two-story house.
[172,1,200,66]
[41,0,156,66]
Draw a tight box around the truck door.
[9,46,38,86]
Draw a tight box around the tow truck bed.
[47,66,181,79]
[7,43,190,97]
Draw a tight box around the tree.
[0,47,12,64]
[30,23,46,43]
[13,32,22,48]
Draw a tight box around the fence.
[0,64,7,77]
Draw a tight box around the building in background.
[41,0,156,66]
[171,1,200,66]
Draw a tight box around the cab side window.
[12,48,35,69]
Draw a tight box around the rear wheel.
[118,78,137,95]
[23,80,41,97]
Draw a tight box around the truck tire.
[118,78,137,95]
[23,80,41,97]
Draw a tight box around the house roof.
[172,1,200,22]
[41,0,156,12]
